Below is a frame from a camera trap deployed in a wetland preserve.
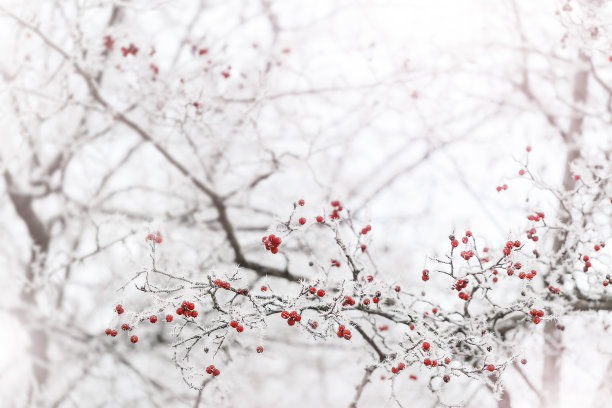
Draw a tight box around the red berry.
[116,304,124,314]
[395,285,401,292]
[165,314,173,322]
[236,325,244,333]
[299,217,306,225]
[519,169,525,175]
[298,199,305,206]
[130,335,138,343]
[451,239,459,247]
[212,368,220,376]
[422,341,430,351]
[526,146,531,152]
[105,328,112,335]
[309,287,316,294]
[256,346,264,353]
[317,289,326,297]
[149,315,157,323]
[432,308,438,314]
[230,320,238,328]
[110,330,118,337]
[287,318,296,326]
[316,216,324,223]
[424,358,431,366]
[261,285,268,291]
[373,297,380,303]
[486,364,494,372]
[121,323,130,330]
[521,358,527,365]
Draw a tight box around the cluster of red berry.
[360,224,372,235]
[527,211,545,222]
[103,35,114,50]
[330,200,343,220]
[423,358,438,367]
[529,309,545,324]
[115,304,125,314]
[213,279,231,289]
[496,184,508,192]
[145,231,163,243]
[449,235,459,248]
[525,227,539,242]
[229,320,244,333]
[502,240,521,256]
[390,362,406,374]
[308,287,325,297]
[205,364,220,376]
[547,285,561,294]
[518,270,536,280]
[280,310,301,326]
[121,43,139,57]
[177,300,198,317]
[337,324,352,340]
[603,274,612,287]
[262,234,282,254]
[342,296,356,306]
[236,288,250,295]
[331,259,341,267]
[582,255,592,272]
[594,242,605,251]
[309,320,319,329]
[105,328,118,337]
[460,250,474,261]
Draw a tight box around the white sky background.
[1,0,612,407]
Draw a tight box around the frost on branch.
[106,150,612,406]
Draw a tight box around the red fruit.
[261,285,268,291]
[595,245,601,251]
[444,357,450,364]
[105,328,112,335]
[409,324,415,330]
[537,310,544,317]
[395,285,401,292]
[486,364,494,372]
[360,244,367,252]
[432,308,438,314]
[298,199,305,206]
[526,146,531,152]
[373,297,380,303]
[519,169,525,175]
[367,275,374,282]
[391,367,399,374]
[451,239,459,247]
[462,237,468,244]
[363,298,370,305]
[155,236,162,243]
[236,325,244,333]
[121,323,130,330]
[281,311,289,319]
[149,315,157,323]
[424,358,431,366]
[574,175,580,180]
[309,287,317,294]
[331,200,340,206]
[116,304,124,314]
[422,342,430,351]
[257,346,264,353]
[206,366,213,374]
[110,330,118,337]
[316,216,324,223]
[533,316,541,324]
[230,320,239,328]
[521,358,527,365]
[165,314,173,322]
[409,374,417,380]
[398,363,405,370]
[212,368,220,376]
[176,308,183,315]
[432,360,437,367]
[287,318,296,326]
[317,289,326,297]
[299,217,306,225]
[130,335,138,343]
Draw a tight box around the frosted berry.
[130,335,138,343]
[149,315,157,323]
[165,314,173,322]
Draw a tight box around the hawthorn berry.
[110,330,118,337]
[257,346,264,353]
[298,199,305,206]
[317,289,326,297]
[230,320,238,328]
[105,328,112,335]
[316,216,324,223]
[165,314,173,322]
[121,323,130,331]
[395,285,401,292]
[130,335,138,343]
[363,298,370,305]
[299,217,306,225]
[236,325,244,333]
[116,304,124,314]
[149,315,157,323]
[486,364,495,372]
[443,375,450,383]
[422,341,430,351]
[521,358,527,365]
[309,287,317,294]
